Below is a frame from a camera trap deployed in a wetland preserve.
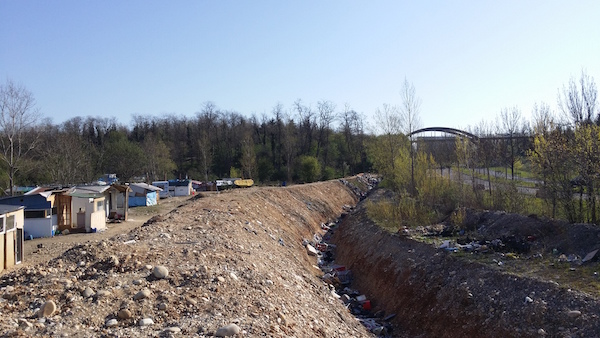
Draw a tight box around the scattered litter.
[582,249,598,263]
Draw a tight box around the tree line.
[0,80,370,194]
[3,72,600,227]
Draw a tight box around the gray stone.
[96,290,111,298]
[105,318,118,327]
[568,310,582,318]
[215,323,241,337]
[139,317,154,326]
[134,288,152,301]
[163,326,181,334]
[38,300,57,318]
[153,266,169,279]
[82,287,94,298]
[158,302,168,311]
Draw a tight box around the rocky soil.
[0,180,373,337]
[3,177,600,337]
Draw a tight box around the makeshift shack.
[65,186,108,233]
[129,183,162,207]
[0,205,24,273]
[152,181,170,198]
[0,188,68,238]
[168,179,193,196]
[105,184,130,220]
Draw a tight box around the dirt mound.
[0,180,373,337]
[464,210,600,257]
[332,189,600,337]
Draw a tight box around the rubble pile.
[339,174,380,200]
[0,179,375,337]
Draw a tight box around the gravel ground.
[0,180,373,337]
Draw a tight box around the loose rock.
[117,309,132,320]
[105,318,118,327]
[38,300,57,318]
[153,266,169,279]
[82,287,94,298]
[215,323,241,337]
[139,318,154,326]
[163,326,182,334]
[134,289,152,300]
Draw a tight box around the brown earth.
[332,189,600,337]
[0,181,372,337]
[3,178,600,337]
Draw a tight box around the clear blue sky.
[2,1,599,131]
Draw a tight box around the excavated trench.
[328,188,600,338]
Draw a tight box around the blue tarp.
[128,191,158,207]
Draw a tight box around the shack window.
[25,210,47,218]
[96,200,104,212]
[6,214,15,231]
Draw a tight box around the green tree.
[298,155,321,183]
[573,124,600,223]
[529,124,575,220]
[103,131,146,182]
[142,135,176,182]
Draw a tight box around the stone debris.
[134,288,152,300]
[163,326,181,334]
[117,308,132,320]
[105,318,118,327]
[138,317,154,326]
[215,323,241,336]
[38,300,57,318]
[152,265,169,279]
[0,179,382,337]
[82,287,94,298]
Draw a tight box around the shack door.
[56,195,72,230]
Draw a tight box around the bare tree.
[374,103,402,171]
[0,80,40,195]
[240,131,257,179]
[500,106,522,180]
[399,78,422,194]
[316,100,336,166]
[399,78,422,136]
[559,70,598,125]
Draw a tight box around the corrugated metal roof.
[66,185,110,198]
[0,204,24,215]
[130,183,163,192]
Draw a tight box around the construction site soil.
[1,178,599,337]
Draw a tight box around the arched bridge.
[408,127,479,142]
